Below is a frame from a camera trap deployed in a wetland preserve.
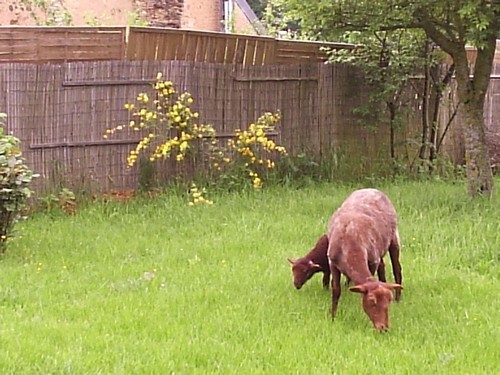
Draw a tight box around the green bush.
[0,113,37,253]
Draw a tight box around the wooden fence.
[0,60,399,193]
[0,26,354,65]
[0,27,126,62]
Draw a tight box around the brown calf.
[288,235,387,290]
[327,188,403,331]
[288,235,330,289]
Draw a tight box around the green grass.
[1,180,499,374]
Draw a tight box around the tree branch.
[471,31,497,103]
[412,8,461,57]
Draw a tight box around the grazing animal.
[288,235,387,290]
[327,188,403,332]
[288,235,330,289]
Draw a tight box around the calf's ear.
[349,285,368,294]
[308,260,322,270]
[287,258,296,265]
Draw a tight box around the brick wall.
[134,0,184,28]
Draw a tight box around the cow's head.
[349,281,403,331]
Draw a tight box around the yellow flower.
[253,177,262,188]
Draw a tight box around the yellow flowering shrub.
[226,112,286,189]
[187,184,213,206]
[104,74,288,204]
[104,73,215,167]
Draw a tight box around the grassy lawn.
[1,180,499,374]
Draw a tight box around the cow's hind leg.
[377,258,386,282]
[389,229,403,301]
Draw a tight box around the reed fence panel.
[1,58,497,194]
[0,60,392,193]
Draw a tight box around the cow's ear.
[384,283,403,291]
[349,284,368,294]
[287,258,296,265]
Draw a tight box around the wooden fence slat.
[121,26,354,65]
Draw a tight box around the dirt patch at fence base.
[97,190,136,203]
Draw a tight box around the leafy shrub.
[0,113,37,253]
[38,188,76,215]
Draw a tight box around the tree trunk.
[453,46,494,197]
[388,101,396,159]
[461,103,493,196]
[418,39,432,161]
[429,63,455,164]
[451,29,496,197]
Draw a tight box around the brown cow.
[327,188,403,331]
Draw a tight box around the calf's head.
[287,258,322,289]
[349,281,403,332]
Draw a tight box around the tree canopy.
[272,0,499,196]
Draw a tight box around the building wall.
[233,4,257,35]
[182,0,222,32]
[0,0,135,26]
